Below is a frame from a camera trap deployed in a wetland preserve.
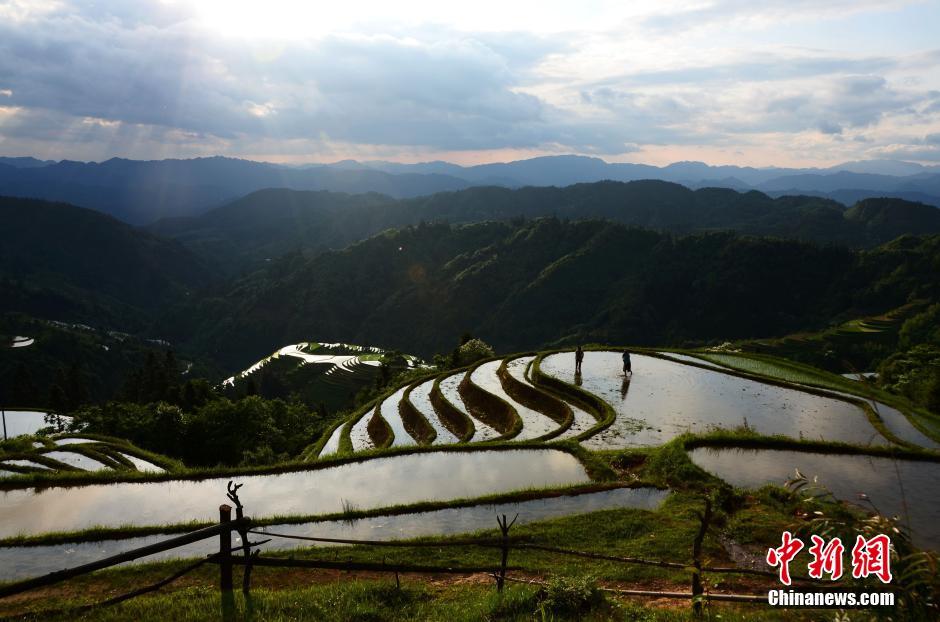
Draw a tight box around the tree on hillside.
[456,338,495,366]
[47,363,89,414]
[11,363,39,406]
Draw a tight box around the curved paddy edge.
[400,382,437,445]
[498,354,573,441]
[459,358,523,439]
[531,352,613,442]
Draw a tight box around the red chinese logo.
[851,534,893,584]
[766,532,892,585]
[807,535,844,580]
[766,531,804,586]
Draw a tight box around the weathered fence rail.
[0,483,797,617]
[0,514,249,600]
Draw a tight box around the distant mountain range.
[0,154,938,224]
[149,182,940,274]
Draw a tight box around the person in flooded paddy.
[622,349,632,376]
[575,345,584,374]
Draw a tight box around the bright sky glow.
[0,0,938,166]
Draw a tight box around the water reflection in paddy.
[472,360,557,440]
[117,453,164,473]
[318,425,344,458]
[690,447,940,550]
[656,354,940,450]
[43,451,110,471]
[540,352,888,449]
[439,372,499,441]
[0,449,588,538]
[0,411,70,438]
[506,356,595,441]
[348,407,375,452]
[378,386,416,447]
[408,379,459,445]
[0,486,668,581]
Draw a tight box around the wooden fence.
[0,484,821,618]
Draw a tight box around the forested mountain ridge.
[157,218,940,370]
[150,182,940,273]
[4,188,939,348]
[0,196,216,329]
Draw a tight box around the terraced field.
[5,346,940,587]
[221,340,422,412]
[0,410,69,438]
[222,342,416,387]
[0,435,175,477]
[319,349,940,457]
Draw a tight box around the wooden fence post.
[496,513,518,593]
[219,504,233,593]
[691,497,712,616]
[226,481,254,595]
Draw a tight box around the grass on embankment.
[681,428,940,461]
[0,489,812,621]
[1,578,811,622]
[0,437,890,621]
[0,474,852,622]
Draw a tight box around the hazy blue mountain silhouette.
[1,154,938,224]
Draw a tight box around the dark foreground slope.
[150,183,940,272]
[160,218,940,369]
[0,196,216,328]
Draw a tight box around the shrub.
[535,575,605,617]
[456,338,495,366]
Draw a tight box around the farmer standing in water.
[622,349,632,376]
[575,345,584,374]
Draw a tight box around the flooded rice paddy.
[10,336,34,348]
[0,410,70,438]
[117,453,164,473]
[408,379,459,445]
[318,425,344,458]
[438,371,499,441]
[471,361,557,440]
[506,356,595,441]
[0,486,668,581]
[378,386,416,447]
[540,352,888,449]
[42,451,110,471]
[0,449,589,538]
[348,408,375,452]
[689,448,940,550]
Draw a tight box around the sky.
[0,0,939,167]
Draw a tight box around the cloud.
[0,3,646,155]
[0,0,937,165]
[641,0,916,32]
[868,144,940,162]
[818,120,843,135]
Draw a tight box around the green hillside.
[149,184,940,272]
[0,196,217,328]
[159,219,940,369]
